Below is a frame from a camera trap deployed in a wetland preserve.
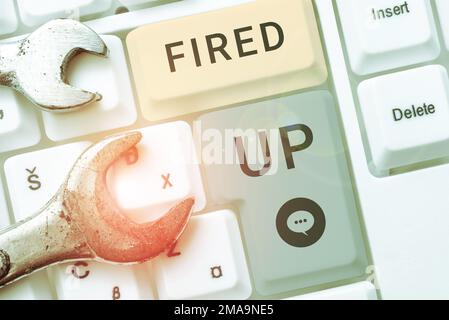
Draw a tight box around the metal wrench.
[0,19,108,112]
[0,131,195,288]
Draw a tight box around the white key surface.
[153,210,252,300]
[360,164,449,299]
[0,87,41,153]
[108,122,206,222]
[358,65,449,171]
[17,0,112,27]
[0,0,18,35]
[0,272,53,300]
[51,262,154,300]
[4,142,89,221]
[286,282,377,300]
[42,36,137,141]
[337,0,439,75]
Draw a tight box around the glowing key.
[126,0,327,121]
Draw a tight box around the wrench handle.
[0,198,93,287]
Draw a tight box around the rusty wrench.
[0,19,108,112]
[0,131,195,288]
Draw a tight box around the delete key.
[126,0,327,121]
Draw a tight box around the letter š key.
[0,19,108,112]
[0,132,195,287]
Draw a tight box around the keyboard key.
[0,272,53,300]
[198,91,368,296]
[4,142,89,221]
[126,0,327,121]
[17,0,112,27]
[337,0,440,75]
[286,282,377,300]
[0,0,18,35]
[51,262,154,300]
[0,87,41,153]
[108,122,206,222]
[358,65,449,171]
[359,164,449,299]
[153,210,252,299]
[42,35,137,141]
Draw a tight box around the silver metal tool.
[0,131,195,288]
[0,19,108,112]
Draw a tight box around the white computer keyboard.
[1,0,449,300]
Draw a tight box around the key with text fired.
[126,0,327,121]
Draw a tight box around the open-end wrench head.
[63,132,195,263]
[5,19,108,112]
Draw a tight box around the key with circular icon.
[198,90,369,296]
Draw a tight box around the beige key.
[126,0,327,121]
